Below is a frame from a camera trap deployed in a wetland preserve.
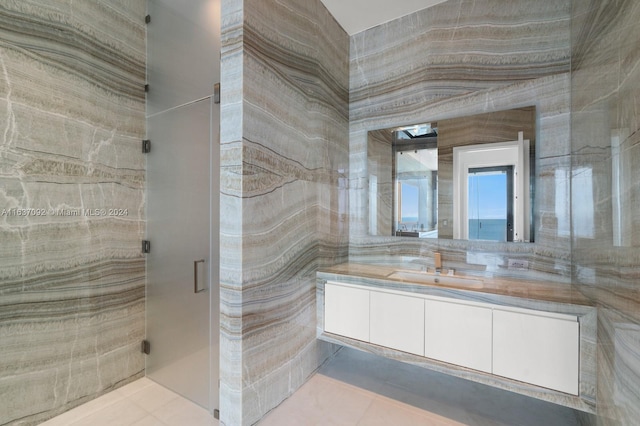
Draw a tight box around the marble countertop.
[318,263,593,306]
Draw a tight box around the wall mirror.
[368,106,536,243]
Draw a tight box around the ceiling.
[320,0,449,35]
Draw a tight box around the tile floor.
[40,378,217,426]
[43,347,590,425]
[260,348,587,426]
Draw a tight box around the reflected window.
[468,166,513,242]
[399,181,419,223]
[453,133,531,242]
[392,127,438,237]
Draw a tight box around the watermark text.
[1,208,129,217]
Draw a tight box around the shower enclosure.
[145,0,220,413]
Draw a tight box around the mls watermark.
[1,208,129,217]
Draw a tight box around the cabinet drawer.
[424,299,492,373]
[493,309,579,395]
[324,283,370,342]
[370,291,425,356]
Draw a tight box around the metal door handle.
[194,259,206,293]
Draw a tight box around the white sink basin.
[387,271,483,289]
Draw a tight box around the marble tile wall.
[571,0,640,424]
[349,0,574,284]
[0,1,146,424]
[219,0,349,424]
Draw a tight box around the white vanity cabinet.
[370,291,425,356]
[324,282,370,342]
[322,281,581,397]
[424,299,492,373]
[493,309,579,395]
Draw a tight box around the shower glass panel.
[146,99,212,409]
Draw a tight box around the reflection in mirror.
[393,124,438,237]
[468,166,513,241]
[368,106,536,242]
[611,129,629,246]
[453,133,531,242]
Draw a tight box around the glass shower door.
[146,99,211,409]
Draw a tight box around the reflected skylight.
[395,123,437,139]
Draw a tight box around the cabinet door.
[493,309,579,395]
[370,291,425,356]
[424,300,492,373]
[324,283,370,342]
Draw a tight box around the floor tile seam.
[351,393,378,425]
[260,380,377,425]
[142,411,174,426]
[57,392,129,425]
[117,378,157,398]
[152,397,213,421]
[46,409,94,426]
[125,383,183,414]
[127,393,180,418]
[74,397,154,426]
[315,373,385,399]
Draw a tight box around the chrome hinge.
[214,83,220,104]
